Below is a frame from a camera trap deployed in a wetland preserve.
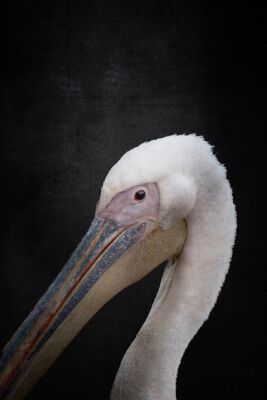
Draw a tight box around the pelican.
[0,134,236,399]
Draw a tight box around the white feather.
[101,134,237,400]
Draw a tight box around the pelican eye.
[134,190,146,201]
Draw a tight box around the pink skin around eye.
[96,183,160,226]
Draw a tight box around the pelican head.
[0,134,236,400]
[0,135,191,399]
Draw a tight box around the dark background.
[0,1,265,399]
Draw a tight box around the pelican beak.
[0,216,186,400]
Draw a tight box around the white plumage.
[0,134,236,400]
[106,134,237,399]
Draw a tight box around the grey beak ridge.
[0,217,146,398]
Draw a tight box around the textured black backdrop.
[0,1,265,399]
